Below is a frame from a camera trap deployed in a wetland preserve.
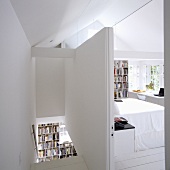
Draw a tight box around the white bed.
[114,98,165,170]
[114,98,164,152]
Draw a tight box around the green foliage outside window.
[150,65,160,91]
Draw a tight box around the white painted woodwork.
[114,129,135,156]
[115,152,165,170]
[146,95,164,106]
[115,147,165,170]
[36,116,65,125]
[114,51,163,60]
[115,147,165,162]
[36,58,65,118]
[159,98,164,107]
[10,0,94,46]
[65,28,114,170]
[31,47,75,58]
[118,160,165,170]
[31,156,88,170]
[128,92,138,99]
[164,0,170,169]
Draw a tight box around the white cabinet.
[128,91,164,106]
[114,129,135,156]
[146,95,164,106]
[128,91,138,99]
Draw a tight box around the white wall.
[0,0,35,170]
[164,0,170,169]
[36,58,65,118]
[65,28,113,170]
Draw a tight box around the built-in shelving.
[37,123,77,162]
[114,60,128,99]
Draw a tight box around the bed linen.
[114,98,164,151]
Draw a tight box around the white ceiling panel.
[114,0,163,52]
[10,0,155,47]
[10,0,92,46]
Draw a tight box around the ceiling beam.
[114,50,164,60]
[31,47,75,58]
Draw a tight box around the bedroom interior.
[1,0,169,170]
[33,12,164,170]
[113,0,164,166]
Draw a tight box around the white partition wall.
[36,58,65,118]
[65,28,114,170]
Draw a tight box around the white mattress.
[114,98,164,151]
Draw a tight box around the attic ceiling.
[10,0,153,47]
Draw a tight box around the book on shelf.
[37,122,77,163]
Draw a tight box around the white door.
[106,28,114,170]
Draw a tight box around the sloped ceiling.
[114,0,163,52]
[10,0,153,47]
[10,0,93,46]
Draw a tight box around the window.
[128,62,164,92]
[128,65,140,90]
[143,64,164,92]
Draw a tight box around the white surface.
[0,0,35,169]
[114,51,163,60]
[114,129,135,156]
[114,0,163,52]
[10,0,111,46]
[116,154,164,170]
[146,95,164,106]
[10,0,152,47]
[115,98,164,151]
[128,91,138,99]
[36,116,65,125]
[165,0,170,169]
[128,91,164,106]
[115,147,165,170]
[31,156,88,170]
[115,98,164,115]
[137,94,146,101]
[65,28,114,170]
[115,146,165,162]
[36,58,65,118]
[123,161,165,170]
[32,47,75,58]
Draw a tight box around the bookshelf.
[114,60,128,99]
[59,124,77,159]
[37,123,77,162]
